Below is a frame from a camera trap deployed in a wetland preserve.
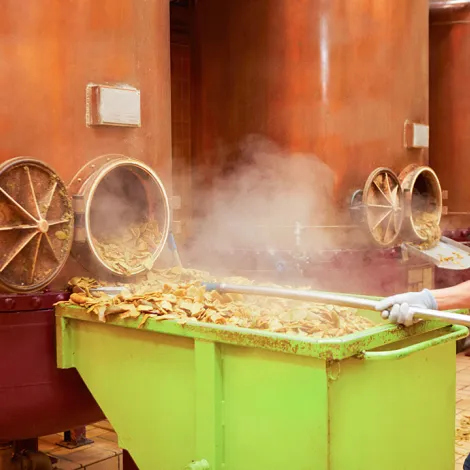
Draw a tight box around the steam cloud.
[184,135,341,275]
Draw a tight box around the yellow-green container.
[56,303,467,470]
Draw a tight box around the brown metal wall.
[194,0,429,207]
[170,3,192,241]
[430,4,470,229]
[0,0,172,186]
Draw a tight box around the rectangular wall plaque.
[86,84,141,127]
[404,121,429,149]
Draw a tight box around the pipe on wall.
[430,0,470,11]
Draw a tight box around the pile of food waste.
[438,251,464,266]
[456,415,470,442]
[413,211,441,250]
[93,220,161,275]
[59,268,375,339]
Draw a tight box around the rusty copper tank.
[181,0,446,299]
[193,0,439,250]
[429,0,470,289]
[0,2,172,184]
[0,0,172,443]
[430,0,470,230]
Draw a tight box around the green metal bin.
[56,303,468,470]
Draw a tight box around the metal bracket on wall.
[86,84,141,127]
[404,121,429,149]
[72,195,86,242]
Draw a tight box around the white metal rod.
[206,283,470,328]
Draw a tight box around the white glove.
[375,289,438,327]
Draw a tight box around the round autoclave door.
[0,157,74,292]
[69,155,171,278]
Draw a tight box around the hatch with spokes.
[0,158,73,292]
[350,168,404,247]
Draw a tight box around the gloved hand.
[375,289,438,327]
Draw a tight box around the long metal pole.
[204,283,470,328]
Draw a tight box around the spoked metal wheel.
[0,158,73,292]
[362,168,404,247]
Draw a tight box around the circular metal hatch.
[69,155,171,278]
[399,164,443,244]
[0,158,73,292]
[362,168,404,247]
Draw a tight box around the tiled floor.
[456,353,470,469]
[36,357,470,469]
[39,421,121,470]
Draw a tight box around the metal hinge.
[326,361,341,382]
[442,190,449,215]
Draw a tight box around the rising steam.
[184,135,340,274]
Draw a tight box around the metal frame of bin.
[55,303,468,470]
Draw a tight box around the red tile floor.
[39,354,470,469]
[39,421,121,469]
[456,352,470,469]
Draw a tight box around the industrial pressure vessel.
[430,0,470,230]
[194,0,429,210]
[0,0,172,441]
[192,0,436,259]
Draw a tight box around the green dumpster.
[55,303,468,470]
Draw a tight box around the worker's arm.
[430,281,470,310]
[376,280,470,326]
